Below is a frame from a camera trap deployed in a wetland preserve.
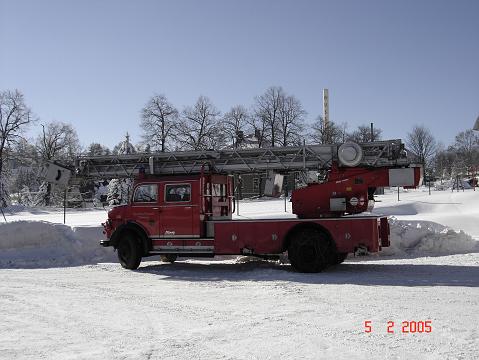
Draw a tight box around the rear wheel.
[117,233,142,270]
[288,227,334,273]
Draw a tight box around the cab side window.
[165,184,191,202]
[133,184,158,203]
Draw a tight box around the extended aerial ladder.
[73,139,410,179]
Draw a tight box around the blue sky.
[1,0,478,149]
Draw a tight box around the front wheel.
[288,227,334,273]
[117,233,142,270]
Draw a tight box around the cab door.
[130,183,160,237]
[159,182,196,238]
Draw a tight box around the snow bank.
[433,178,473,191]
[383,217,479,256]
[0,221,116,268]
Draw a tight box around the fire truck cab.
[103,173,233,265]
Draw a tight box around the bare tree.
[278,95,306,147]
[36,122,81,205]
[37,122,80,161]
[433,144,456,180]
[0,90,33,206]
[222,105,250,148]
[176,96,222,150]
[87,142,111,156]
[9,138,40,197]
[348,124,382,143]
[140,95,179,152]
[246,112,269,148]
[406,125,437,169]
[253,87,285,147]
[311,117,346,144]
[453,129,479,173]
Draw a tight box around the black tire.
[332,252,348,265]
[288,227,334,273]
[160,254,177,263]
[117,232,142,270]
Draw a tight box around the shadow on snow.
[136,259,479,288]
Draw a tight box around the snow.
[1,187,479,359]
[0,221,115,268]
[383,217,478,257]
[1,205,108,227]
[373,188,479,239]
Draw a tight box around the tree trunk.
[45,182,52,206]
[0,153,5,207]
[0,140,5,175]
[161,119,165,152]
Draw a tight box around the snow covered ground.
[1,188,478,359]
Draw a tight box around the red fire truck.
[73,139,420,272]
